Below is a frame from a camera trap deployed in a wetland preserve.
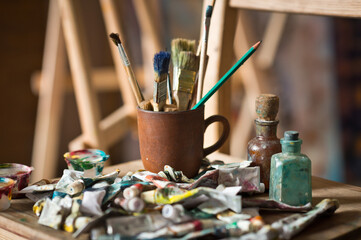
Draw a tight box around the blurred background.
[0,0,360,186]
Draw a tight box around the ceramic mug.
[137,105,230,178]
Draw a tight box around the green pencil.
[192,40,261,110]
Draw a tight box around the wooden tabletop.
[0,153,361,240]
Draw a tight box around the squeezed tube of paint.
[66,179,85,196]
[123,183,143,199]
[115,197,145,212]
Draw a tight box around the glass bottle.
[247,94,281,190]
[269,131,312,206]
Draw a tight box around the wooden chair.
[31,0,162,180]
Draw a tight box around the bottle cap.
[284,131,299,141]
[255,94,279,121]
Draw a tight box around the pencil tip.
[253,41,262,50]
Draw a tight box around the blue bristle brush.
[152,51,171,111]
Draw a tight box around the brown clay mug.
[137,105,230,178]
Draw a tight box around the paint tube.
[137,219,224,239]
[66,179,85,196]
[106,214,169,236]
[123,183,143,199]
[81,169,120,187]
[162,204,192,223]
[218,165,262,192]
[72,209,126,238]
[55,169,84,193]
[216,210,252,223]
[197,198,228,214]
[121,171,134,182]
[238,199,339,240]
[158,165,194,183]
[271,198,339,239]
[242,198,312,212]
[33,198,47,217]
[132,171,175,188]
[114,197,145,212]
[102,181,151,205]
[19,183,56,194]
[80,189,106,217]
[90,227,106,240]
[38,198,63,229]
[63,199,82,232]
[141,186,242,213]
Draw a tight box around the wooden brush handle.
[125,65,144,105]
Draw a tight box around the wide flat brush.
[171,39,196,96]
[109,33,148,108]
[174,51,199,111]
[152,51,171,111]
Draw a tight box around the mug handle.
[203,115,230,157]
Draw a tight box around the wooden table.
[1,154,361,239]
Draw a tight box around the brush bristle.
[109,33,121,46]
[179,51,199,71]
[205,5,213,18]
[171,38,196,67]
[153,51,171,75]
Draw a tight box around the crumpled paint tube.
[38,197,64,229]
[114,197,145,212]
[242,198,312,212]
[33,198,47,217]
[238,199,339,240]
[178,216,265,240]
[56,169,84,193]
[123,183,143,199]
[137,219,225,239]
[132,171,175,188]
[141,186,242,213]
[66,179,85,196]
[272,198,339,240]
[81,169,120,187]
[162,204,193,223]
[64,199,83,232]
[102,181,151,205]
[72,208,127,238]
[106,214,169,236]
[80,190,106,216]
[158,165,194,183]
[218,165,262,192]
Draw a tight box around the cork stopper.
[255,94,279,121]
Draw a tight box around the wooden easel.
[31,0,162,180]
[202,0,361,159]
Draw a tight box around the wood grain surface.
[229,0,361,18]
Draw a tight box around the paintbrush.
[196,5,213,103]
[151,51,171,111]
[192,41,261,110]
[174,51,199,111]
[171,38,196,97]
[109,33,146,107]
[196,0,216,56]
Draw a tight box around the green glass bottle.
[269,131,312,206]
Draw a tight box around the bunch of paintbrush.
[173,51,199,111]
[151,51,171,111]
